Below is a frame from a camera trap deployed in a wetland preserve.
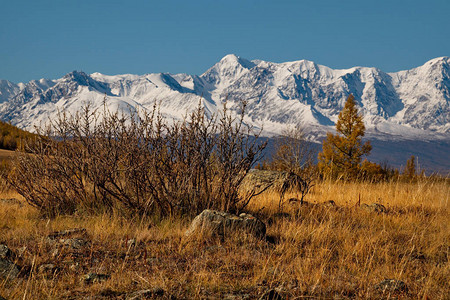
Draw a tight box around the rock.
[47,228,89,250]
[146,257,161,265]
[259,289,284,300]
[204,245,225,253]
[99,288,123,297]
[38,263,57,274]
[242,170,307,197]
[47,228,87,239]
[126,288,164,299]
[374,279,407,293]
[0,244,13,259]
[322,200,337,208]
[185,209,266,239]
[361,203,387,213]
[0,257,20,280]
[0,198,22,206]
[69,262,80,271]
[81,273,110,284]
[224,293,250,299]
[48,237,89,250]
[59,238,88,250]
[127,239,136,248]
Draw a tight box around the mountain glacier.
[0,55,449,171]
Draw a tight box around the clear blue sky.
[1,0,449,83]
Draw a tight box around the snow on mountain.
[0,80,21,103]
[389,57,450,132]
[0,55,449,139]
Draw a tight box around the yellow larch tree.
[318,94,372,179]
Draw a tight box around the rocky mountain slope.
[0,55,449,171]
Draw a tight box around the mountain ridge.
[0,55,449,138]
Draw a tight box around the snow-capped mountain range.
[0,54,449,171]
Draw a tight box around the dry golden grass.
[0,179,448,299]
[0,149,15,161]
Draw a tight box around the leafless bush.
[269,126,317,206]
[5,100,266,218]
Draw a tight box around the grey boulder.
[185,209,266,239]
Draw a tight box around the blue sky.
[1,0,449,83]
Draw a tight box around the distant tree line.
[260,94,427,184]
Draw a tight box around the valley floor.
[0,181,449,299]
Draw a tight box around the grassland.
[0,149,15,161]
[0,180,448,299]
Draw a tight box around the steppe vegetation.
[0,98,448,299]
[0,179,448,299]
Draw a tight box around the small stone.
[374,279,407,293]
[361,203,387,213]
[224,293,250,300]
[126,288,164,299]
[259,289,284,300]
[0,257,20,280]
[322,200,337,208]
[59,238,88,250]
[47,228,87,240]
[69,262,79,271]
[47,228,89,250]
[0,244,13,259]
[127,239,136,248]
[38,264,56,274]
[51,247,59,258]
[81,273,110,284]
[0,198,22,206]
[145,257,160,265]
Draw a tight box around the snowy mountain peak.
[219,54,256,69]
[424,56,449,66]
[0,55,448,139]
[0,80,20,103]
[202,54,256,86]
[61,71,98,87]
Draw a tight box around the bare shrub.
[5,100,266,217]
[268,126,317,206]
